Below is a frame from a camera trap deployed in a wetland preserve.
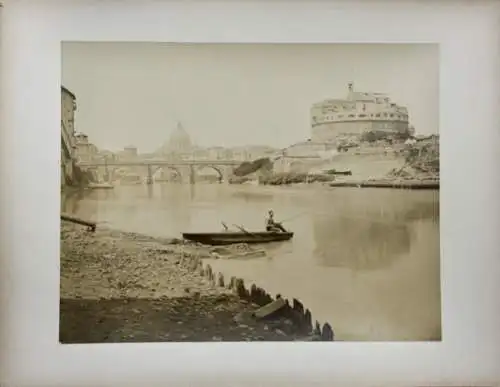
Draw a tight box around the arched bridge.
[76,159,241,184]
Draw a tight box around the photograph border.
[2,0,500,386]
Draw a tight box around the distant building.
[74,133,98,162]
[162,122,192,153]
[153,121,279,162]
[284,140,336,158]
[122,145,138,160]
[157,121,195,160]
[192,147,210,160]
[228,145,277,162]
[97,149,118,162]
[310,82,411,143]
[205,146,228,160]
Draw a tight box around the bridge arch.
[195,165,224,183]
[92,166,116,182]
[151,165,182,182]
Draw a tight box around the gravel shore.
[60,222,315,342]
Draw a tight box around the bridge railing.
[76,160,242,167]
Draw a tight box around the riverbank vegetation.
[387,136,439,181]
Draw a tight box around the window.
[376,114,381,118]
[358,114,367,118]
[348,114,355,118]
[338,114,344,118]
[390,114,394,118]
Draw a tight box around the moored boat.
[182,231,294,246]
[88,182,114,189]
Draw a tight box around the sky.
[62,43,439,153]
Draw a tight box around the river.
[62,183,441,341]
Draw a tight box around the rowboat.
[182,231,294,246]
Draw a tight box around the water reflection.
[231,190,275,203]
[313,215,411,270]
[61,183,441,341]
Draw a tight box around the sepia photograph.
[59,42,440,343]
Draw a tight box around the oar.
[233,224,262,239]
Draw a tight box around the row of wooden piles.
[200,262,335,341]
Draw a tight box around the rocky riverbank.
[60,223,332,342]
[228,135,439,188]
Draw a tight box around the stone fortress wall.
[310,82,412,143]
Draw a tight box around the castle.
[310,82,412,143]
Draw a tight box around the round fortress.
[310,82,412,143]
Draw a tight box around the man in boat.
[265,210,287,233]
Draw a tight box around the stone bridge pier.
[87,166,113,183]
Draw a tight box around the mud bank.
[60,223,333,342]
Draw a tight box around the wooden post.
[217,273,225,287]
[250,284,258,303]
[321,323,334,341]
[235,278,248,299]
[304,309,312,333]
[256,287,267,306]
[314,321,321,336]
[189,165,195,185]
[146,165,153,185]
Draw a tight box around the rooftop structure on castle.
[310,82,411,143]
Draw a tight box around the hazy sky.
[62,43,439,153]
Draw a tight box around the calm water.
[62,183,441,341]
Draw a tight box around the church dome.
[164,122,192,153]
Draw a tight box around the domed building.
[159,121,193,158]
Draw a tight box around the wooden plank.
[253,298,287,320]
[61,213,96,232]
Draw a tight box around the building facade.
[120,145,138,160]
[310,82,410,143]
[61,86,78,187]
[74,133,98,162]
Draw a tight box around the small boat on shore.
[182,231,294,246]
[88,182,114,189]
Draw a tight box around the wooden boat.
[182,231,294,246]
[88,182,114,189]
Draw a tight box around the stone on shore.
[59,223,314,343]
